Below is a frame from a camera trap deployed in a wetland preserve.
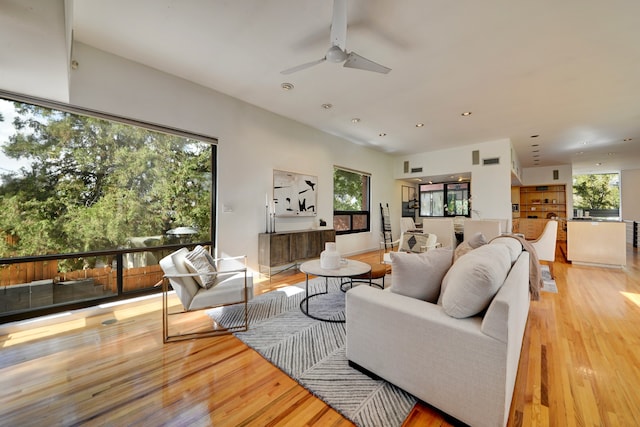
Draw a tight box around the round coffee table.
[299,259,371,323]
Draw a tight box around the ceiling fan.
[281,0,391,75]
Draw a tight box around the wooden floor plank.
[1,246,639,426]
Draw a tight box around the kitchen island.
[567,220,626,267]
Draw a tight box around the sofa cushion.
[390,248,453,302]
[489,236,523,264]
[184,245,218,288]
[400,232,433,253]
[440,244,511,318]
[453,231,488,262]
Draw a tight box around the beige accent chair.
[422,218,457,249]
[530,220,558,278]
[159,247,253,342]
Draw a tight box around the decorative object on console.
[320,242,341,269]
[273,169,317,217]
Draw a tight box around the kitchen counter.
[567,220,626,267]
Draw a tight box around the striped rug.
[208,278,417,427]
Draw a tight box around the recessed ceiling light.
[596,162,602,166]
[624,138,633,142]
[461,111,472,116]
[533,154,540,158]
[351,118,360,123]
[608,152,615,156]
[532,149,540,152]
[530,135,540,138]
[531,144,539,147]
[416,123,424,127]
[281,82,294,90]
[583,141,589,145]
[379,132,387,137]
[321,103,333,109]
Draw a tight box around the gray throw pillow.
[184,245,218,288]
[440,244,511,318]
[390,248,453,302]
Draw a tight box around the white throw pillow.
[440,244,511,318]
[184,245,218,288]
[390,248,453,302]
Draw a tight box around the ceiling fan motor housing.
[326,45,347,63]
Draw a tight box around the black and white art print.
[273,170,317,217]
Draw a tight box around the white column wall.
[394,139,514,227]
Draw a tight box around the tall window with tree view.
[573,173,620,219]
[333,167,370,234]
[0,96,214,320]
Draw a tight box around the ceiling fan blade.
[281,57,326,75]
[343,52,391,74]
[330,0,347,50]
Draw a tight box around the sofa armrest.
[481,251,530,343]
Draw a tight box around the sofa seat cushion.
[390,248,453,302]
[440,244,512,318]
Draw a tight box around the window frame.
[419,181,470,218]
[0,89,217,324]
[332,166,371,235]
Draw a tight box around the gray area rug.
[207,278,416,427]
[541,265,558,293]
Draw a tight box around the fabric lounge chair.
[159,247,254,343]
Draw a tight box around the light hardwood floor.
[1,245,639,426]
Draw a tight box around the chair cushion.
[390,248,453,302]
[159,248,200,310]
[184,245,218,288]
[440,244,511,318]
[400,232,433,253]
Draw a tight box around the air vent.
[553,169,559,180]
[411,167,423,173]
[472,150,480,165]
[403,161,409,173]
[483,157,500,165]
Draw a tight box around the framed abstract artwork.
[273,169,317,217]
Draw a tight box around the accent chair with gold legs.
[159,247,254,343]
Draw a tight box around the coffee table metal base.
[299,276,344,323]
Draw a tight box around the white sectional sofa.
[346,238,531,427]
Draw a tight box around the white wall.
[69,43,395,270]
[621,169,640,221]
[521,164,574,217]
[394,139,514,228]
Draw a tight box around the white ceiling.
[5,0,640,176]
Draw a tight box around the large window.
[573,173,620,219]
[333,167,370,234]
[419,182,470,217]
[0,93,215,322]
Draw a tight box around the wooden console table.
[258,229,336,277]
